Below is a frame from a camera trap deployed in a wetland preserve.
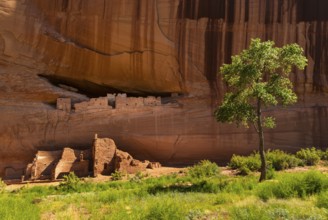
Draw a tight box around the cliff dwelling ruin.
[5,135,160,183]
[57,93,162,113]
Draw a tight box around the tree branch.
[253,122,259,133]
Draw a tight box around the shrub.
[111,170,124,181]
[228,153,261,175]
[303,171,327,195]
[296,147,321,166]
[0,178,6,193]
[317,191,328,209]
[258,176,303,200]
[266,149,302,170]
[58,172,80,192]
[257,171,328,201]
[268,208,289,219]
[186,209,205,220]
[244,155,261,172]
[188,160,220,178]
[319,149,328,161]
[224,176,257,194]
[148,179,220,194]
[130,171,147,183]
[228,154,246,170]
[238,166,251,176]
[266,165,276,180]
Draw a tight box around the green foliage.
[0,196,40,220]
[1,169,328,219]
[230,205,270,220]
[148,179,221,194]
[0,178,6,193]
[319,149,328,161]
[215,38,307,182]
[111,170,124,181]
[228,153,261,175]
[186,209,205,220]
[215,38,307,128]
[266,165,276,180]
[145,201,184,220]
[257,171,328,201]
[296,147,321,166]
[188,160,220,178]
[224,176,258,194]
[229,150,305,175]
[129,171,147,183]
[266,149,303,170]
[317,191,328,209]
[58,172,80,192]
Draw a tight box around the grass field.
[1,160,328,220]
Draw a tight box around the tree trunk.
[257,98,266,182]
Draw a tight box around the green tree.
[215,38,307,182]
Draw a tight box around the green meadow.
[1,149,328,220]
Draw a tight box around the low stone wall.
[74,97,111,112]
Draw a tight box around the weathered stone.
[0,0,327,174]
[93,137,117,176]
[114,149,149,174]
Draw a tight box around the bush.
[228,153,261,175]
[188,160,220,178]
[266,165,276,180]
[266,149,302,170]
[317,191,328,209]
[111,170,124,181]
[186,209,205,220]
[296,147,321,166]
[319,149,328,161]
[257,171,328,201]
[58,172,80,192]
[0,178,6,193]
[224,176,257,194]
[303,171,327,195]
[130,171,148,183]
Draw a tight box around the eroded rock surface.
[0,0,328,177]
[5,137,157,181]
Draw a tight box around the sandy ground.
[5,164,328,191]
[5,166,187,191]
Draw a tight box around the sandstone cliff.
[0,0,327,177]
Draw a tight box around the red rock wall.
[0,0,327,173]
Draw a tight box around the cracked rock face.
[0,0,328,177]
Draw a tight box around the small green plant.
[130,171,147,183]
[228,153,261,175]
[319,149,328,161]
[0,178,6,193]
[296,147,321,166]
[303,171,326,195]
[268,208,290,219]
[58,172,80,192]
[111,170,124,181]
[266,165,276,180]
[266,149,302,170]
[188,160,220,178]
[145,202,184,220]
[257,171,328,201]
[317,191,328,209]
[186,209,205,220]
